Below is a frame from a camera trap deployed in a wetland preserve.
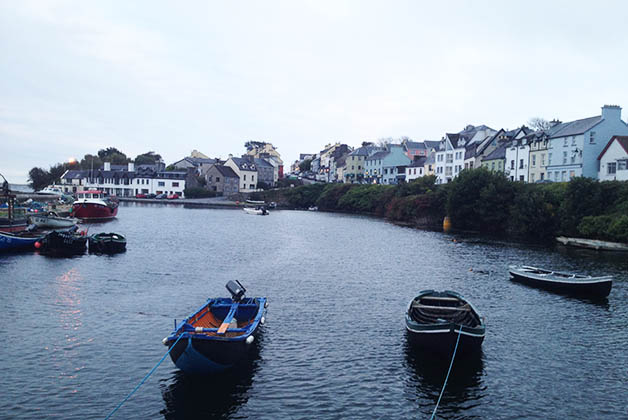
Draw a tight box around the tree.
[528,117,552,131]
[79,154,103,170]
[135,151,162,165]
[299,159,312,172]
[98,147,129,165]
[28,167,52,191]
[49,163,67,184]
[244,141,267,152]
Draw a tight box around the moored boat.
[163,281,267,374]
[406,290,485,356]
[28,211,78,229]
[509,265,612,298]
[88,232,126,254]
[0,231,43,252]
[556,236,628,252]
[243,206,268,215]
[37,228,88,254]
[72,190,118,220]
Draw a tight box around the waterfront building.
[205,164,239,195]
[380,144,411,185]
[245,142,284,178]
[527,131,550,183]
[171,150,217,175]
[546,105,628,181]
[225,156,258,192]
[481,143,507,174]
[597,136,628,181]
[402,140,427,160]
[254,158,276,187]
[424,154,436,176]
[435,125,495,184]
[344,144,382,183]
[365,150,387,184]
[405,156,426,181]
[504,128,533,182]
[59,162,186,197]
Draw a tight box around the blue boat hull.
[166,297,267,374]
[0,232,41,252]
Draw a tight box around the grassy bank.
[256,169,628,244]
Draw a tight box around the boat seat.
[412,304,471,311]
[217,303,238,334]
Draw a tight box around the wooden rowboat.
[163,281,267,374]
[406,290,485,356]
[509,265,612,298]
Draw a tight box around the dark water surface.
[1,202,627,419]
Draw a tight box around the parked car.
[135,193,147,199]
[155,193,167,199]
[146,193,156,199]
[167,193,180,200]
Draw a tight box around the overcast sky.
[2,1,628,183]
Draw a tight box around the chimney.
[128,162,135,172]
[601,104,621,121]
[104,162,111,171]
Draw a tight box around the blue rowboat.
[406,290,485,356]
[163,281,267,374]
[0,231,43,252]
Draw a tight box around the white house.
[435,125,495,184]
[225,156,258,192]
[598,136,628,181]
[405,157,426,181]
[504,135,531,182]
[546,105,628,182]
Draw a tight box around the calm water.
[1,202,627,419]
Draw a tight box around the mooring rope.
[429,327,463,420]
[105,333,185,420]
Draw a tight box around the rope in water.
[105,333,185,420]
[429,327,463,420]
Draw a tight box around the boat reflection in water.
[403,336,485,418]
[160,338,263,419]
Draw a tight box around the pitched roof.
[597,136,628,160]
[404,141,425,150]
[423,140,441,150]
[366,151,389,160]
[547,116,601,138]
[213,165,239,178]
[230,157,257,171]
[482,143,507,161]
[408,156,427,167]
[254,158,273,168]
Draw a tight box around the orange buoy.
[443,216,452,233]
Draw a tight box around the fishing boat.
[406,290,485,355]
[36,186,64,196]
[37,228,88,254]
[509,265,612,298]
[0,231,43,252]
[243,206,268,215]
[28,211,78,229]
[1,181,28,233]
[71,190,118,220]
[163,281,268,374]
[88,232,126,254]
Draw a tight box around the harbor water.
[1,202,627,419]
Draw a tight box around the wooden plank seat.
[412,303,471,311]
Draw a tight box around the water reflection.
[404,335,485,419]
[160,341,262,419]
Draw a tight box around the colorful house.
[598,136,628,181]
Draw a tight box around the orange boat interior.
[188,303,256,338]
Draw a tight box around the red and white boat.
[72,190,119,220]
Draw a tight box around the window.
[491,162,495,170]
[510,160,515,170]
[252,175,255,182]
[351,166,354,170]
[570,153,575,164]
[619,160,627,171]
[563,138,568,146]
[519,175,524,181]
[216,177,220,182]
[358,166,361,170]
[548,153,552,163]
[569,170,575,179]
[519,159,524,169]
[158,181,165,187]
[561,171,566,181]
[563,151,567,164]
[554,172,559,181]
[243,174,246,181]
[590,132,596,143]
[608,162,617,174]
[446,153,453,163]
[532,155,536,167]
[531,174,535,182]
[541,154,545,166]
[172,182,179,187]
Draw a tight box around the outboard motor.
[226,280,246,302]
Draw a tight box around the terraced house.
[546,105,628,182]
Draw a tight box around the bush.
[337,184,395,215]
[508,184,561,241]
[183,187,216,198]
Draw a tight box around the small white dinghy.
[28,211,79,229]
[243,206,269,216]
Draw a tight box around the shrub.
[183,187,216,198]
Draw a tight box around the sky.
[2,0,628,183]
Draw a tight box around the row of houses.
[56,143,285,198]
[291,105,628,185]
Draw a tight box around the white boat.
[308,206,318,211]
[36,186,64,196]
[556,236,628,252]
[28,211,79,229]
[243,206,269,216]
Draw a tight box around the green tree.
[447,168,515,233]
[28,167,52,190]
[135,151,162,165]
[299,159,312,172]
[98,147,130,165]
